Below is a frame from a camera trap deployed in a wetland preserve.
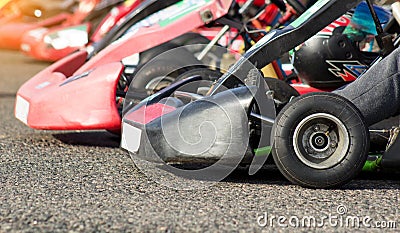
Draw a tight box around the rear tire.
[272,93,369,188]
[171,32,224,65]
[175,67,223,96]
[127,49,202,105]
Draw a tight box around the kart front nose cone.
[15,62,123,130]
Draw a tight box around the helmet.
[291,29,377,89]
[291,2,390,89]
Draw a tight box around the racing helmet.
[291,2,391,89]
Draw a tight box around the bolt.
[306,147,314,154]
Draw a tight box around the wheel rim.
[145,76,175,94]
[292,113,350,169]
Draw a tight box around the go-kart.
[0,0,78,49]
[0,0,121,50]
[15,0,302,132]
[121,0,400,188]
[0,0,77,23]
[20,0,143,61]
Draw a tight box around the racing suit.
[334,47,400,126]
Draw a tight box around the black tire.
[171,32,224,65]
[138,34,210,67]
[130,59,189,92]
[272,93,369,188]
[138,42,180,66]
[175,68,223,96]
[176,67,222,81]
[117,45,202,121]
[115,59,193,133]
[132,46,202,87]
[170,32,210,45]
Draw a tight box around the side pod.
[122,86,263,164]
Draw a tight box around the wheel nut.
[306,147,314,154]
[330,141,337,148]
[313,125,320,131]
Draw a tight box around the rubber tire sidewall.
[272,93,369,188]
[130,59,190,90]
[175,67,223,82]
[131,47,202,89]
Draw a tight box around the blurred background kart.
[0,0,122,50]
[20,0,142,61]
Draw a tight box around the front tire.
[272,93,369,188]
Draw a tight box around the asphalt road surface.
[0,49,399,232]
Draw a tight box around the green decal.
[159,0,211,27]
[48,24,88,39]
[290,0,331,28]
[362,154,382,172]
[254,146,272,157]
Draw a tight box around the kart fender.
[15,62,123,130]
[122,85,263,163]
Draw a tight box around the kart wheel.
[171,32,223,65]
[129,50,201,101]
[131,59,197,92]
[139,43,180,65]
[272,93,369,188]
[176,67,222,81]
[116,47,201,121]
[175,68,223,95]
[171,32,210,45]
[139,34,209,66]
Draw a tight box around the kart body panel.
[16,0,234,130]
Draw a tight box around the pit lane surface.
[0,50,399,232]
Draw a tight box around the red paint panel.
[124,103,176,125]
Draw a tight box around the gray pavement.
[0,50,399,232]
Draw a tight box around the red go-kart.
[20,0,142,61]
[0,0,121,50]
